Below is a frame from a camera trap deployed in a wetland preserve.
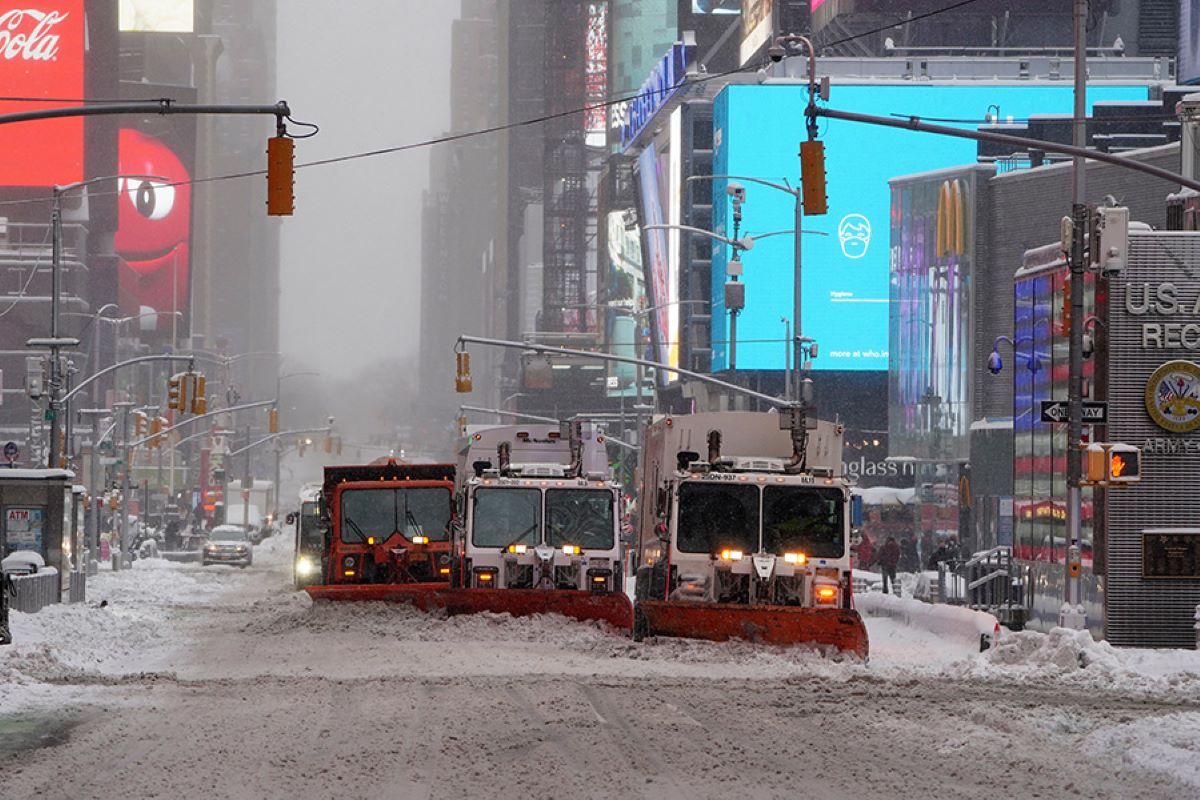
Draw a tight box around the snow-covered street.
[3,536,1200,799]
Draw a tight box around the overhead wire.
[0,0,1056,211]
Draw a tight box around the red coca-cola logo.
[0,9,68,61]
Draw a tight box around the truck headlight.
[784,552,806,565]
[296,557,315,576]
[718,549,743,561]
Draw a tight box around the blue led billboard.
[711,82,1149,371]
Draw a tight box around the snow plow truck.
[632,410,869,658]
[445,421,633,629]
[304,460,458,602]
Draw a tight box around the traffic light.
[268,407,279,434]
[266,135,295,216]
[167,373,187,411]
[149,416,167,448]
[455,351,472,393]
[799,139,828,216]
[133,411,148,438]
[1106,444,1141,484]
[190,374,207,415]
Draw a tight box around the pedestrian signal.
[1106,444,1141,484]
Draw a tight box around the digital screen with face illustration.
[710,82,1148,371]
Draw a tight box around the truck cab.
[452,423,623,595]
[319,462,457,586]
[632,411,868,655]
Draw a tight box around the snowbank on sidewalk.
[856,591,998,649]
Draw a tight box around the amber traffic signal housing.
[266,135,294,216]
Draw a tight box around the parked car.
[202,525,254,568]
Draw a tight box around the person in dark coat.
[926,539,954,570]
[899,535,919,572]
[876,535,901,595]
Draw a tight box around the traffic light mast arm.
[127,398,278,449]
[455,334,794,409]
[805,104,1200,194]
[227,426,332,458]
[59,354,198,405]
[0,100,291,129]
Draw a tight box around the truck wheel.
[632,603,648,642]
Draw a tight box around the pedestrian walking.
[876,535,901,595]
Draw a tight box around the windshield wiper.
[504,523,539,551]
[404,506,426,540]
[343,516,368,543]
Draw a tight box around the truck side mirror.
[285,512,297,526]
[655,487,670,517]
[850,495,863,528]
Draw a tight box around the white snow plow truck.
[449,421,633,629]
[632,409,868,658]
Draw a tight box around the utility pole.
[112,400,135,571]
[1061,0,1089,630]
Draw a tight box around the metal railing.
[936,547,1027,630]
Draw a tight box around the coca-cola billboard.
[0,2,85,187]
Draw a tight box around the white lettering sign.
[0,9,67,61]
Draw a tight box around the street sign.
[1040,400,1108,424]
[99,456,118,466]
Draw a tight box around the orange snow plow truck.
[632,410,869,659]
[304,460,458,602]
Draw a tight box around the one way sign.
[1040,400,1108,424]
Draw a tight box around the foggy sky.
[276,1,459,379]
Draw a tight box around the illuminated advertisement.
[0,2,85,187]
[605,211,648,397]
[711,82,1149,372]
[694,0,741,12]
[115,128,193,334]
[1183,0,1200,85]
[585,2,607,146]
[119,0,193,32]
[637,142,673,376]
[889,170,979,460]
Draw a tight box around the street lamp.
[32,174,166,469]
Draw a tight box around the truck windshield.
[472,488,541,548]
[762,486,845,558]
[299,501,323,548]
[545,489,614,550]
[339,488,451,543]
[676,483,758,555]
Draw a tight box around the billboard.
[605,211,648,397]
[1182,0,1200,85]
[740,0,774,65]
[694,1,741,12]
[711,82,1150,372]
[0,2,85,187]
[115,126,194,335]
[637,142,673,376]
[119,0,193,32]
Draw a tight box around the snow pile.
[857,591,997,648]
[985,627,1122,673]
[1083,712,1200,790]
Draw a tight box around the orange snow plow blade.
[305,584,634,630]
[638,600,869,659]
